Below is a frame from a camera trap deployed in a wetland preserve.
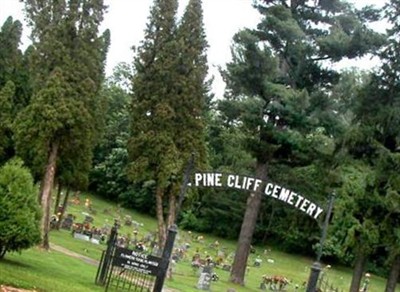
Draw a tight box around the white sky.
[0,0,388,98]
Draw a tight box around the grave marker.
[197,265,213,290]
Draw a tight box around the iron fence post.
[153,224,178,292]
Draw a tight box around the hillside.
[1,191,397,292]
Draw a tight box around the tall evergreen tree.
[0,16,23,94]
[0,16,30,164]
[15,0,109,249]
[128,0,209,247]
[222,0,385,285]
[173,0,209,224]
[0,81,15,164]
[128,0,179,248]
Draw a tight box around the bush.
[0,158,41,258]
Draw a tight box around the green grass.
[1,191,398,291]
[50,230,103,260]
[0,247,103,292]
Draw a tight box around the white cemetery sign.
[190,172,324,220]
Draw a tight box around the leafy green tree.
[128,0,209,247]
[327,1,400,287]
[356,1,400,290]
[15,0,109,249]
[90,64,134,202]
[221,0,385,285]
[329,160,381,291]
[0,158,41,259]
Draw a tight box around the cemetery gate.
[95,223,177,292]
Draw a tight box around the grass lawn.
[1,191,398,291]
[0,247,103,292]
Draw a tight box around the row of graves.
[53,205,153,250]
[52,211,109,245]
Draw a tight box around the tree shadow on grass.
[0,258,32,269]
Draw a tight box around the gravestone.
[84,215,94,224]
[61,214,74,230]
[222,264,231,271]
[124,215,132,226]
[50,215,58,229]
[74,232,90,241]
[101,224,111,235]
[91,233,102,245]
[254,257,262,267]
[197,265,212,290]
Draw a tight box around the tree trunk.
[53,183,62,215]
[230,161,267,285]
[40,141,59,250]
[167,183,179,228]
[55,187,71,230]
[385,254,400,292]
[262,202,276,244]
[0,245,6,259]
[349,248,367,292]
[155,185,166,249]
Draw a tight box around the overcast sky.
[0,0,387,98]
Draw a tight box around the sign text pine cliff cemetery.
[191,172,324,220]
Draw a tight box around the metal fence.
[105,256,157,292]
[95,224,177,292]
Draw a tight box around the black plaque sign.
[112,247,161,276]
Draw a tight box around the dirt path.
[0,286,37,292]
[49,243,99,266]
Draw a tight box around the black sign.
[112,247,161,276]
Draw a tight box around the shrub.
[0,158,41,258]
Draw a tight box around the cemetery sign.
[112,246,161,276]
[190,172,324,220]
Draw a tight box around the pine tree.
[128,0,180,247]
[0,16,23,91]
[15,0,109,249]
[128,0,209,247]
[172,0,209,224]
[0,16,30,164]
[222,0,385,285]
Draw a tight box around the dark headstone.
[84,215,94,224]
[61,214,74,230]
[50,215,58,230]
[222,264,231,271]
